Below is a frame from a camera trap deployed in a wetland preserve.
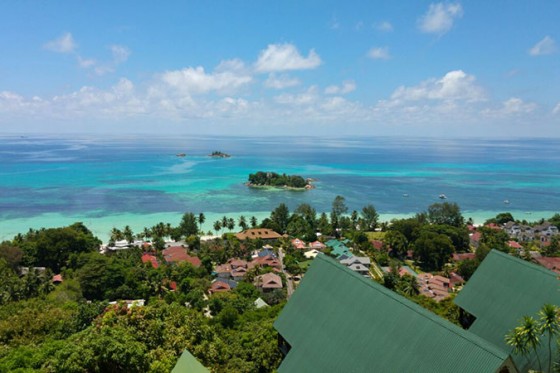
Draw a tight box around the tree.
[213,221,222,235]
[0,242,23,270]
[238,216,248,231]
[383,230,408,258]
[427,202,464,227]
[198,213,206,226]
[226,218,235,231]
[413,231,454,271]
[539,304,560,373]
[397,274,419,297]
[271,203,290,234]
[317,213,331,235]
[250,216,258,228]
[361,204,379,231]
[485,212,515,225]
[180,212,199,237]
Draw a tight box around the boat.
[439,194,447,199]
[504,200,510,204]
[403,193,409,197]
[176,153,186,157]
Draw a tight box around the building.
[455,250,560,373]
[162,246,201,267]
[141,253,159,269]
[274,255,516,372]
[235,228,281,241]
[255,272,283,292]
[172,349,209,373]
[339,256,371,277]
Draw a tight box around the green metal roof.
[454,250,560,373]
[274,254,512,373]
[172,349,209,373]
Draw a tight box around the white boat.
[439,194,447,199]
[504,200,510,204]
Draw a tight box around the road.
[278,247,294,298]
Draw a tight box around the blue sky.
[0,1,558,137]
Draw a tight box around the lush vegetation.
[2,199,560,371]
[247,171,309,189]
[209,151,231,158]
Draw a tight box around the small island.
[209,151,231,158]
[247,171,314,190]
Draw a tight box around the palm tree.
[198,213,206,226]
[213,221,222,236]
[123,225,134,243]
[238,215,248,231]
[539,304,559,373]
[397,274,419,297]
[110,227,123,243]
[250,216,258,228]
[506,327,531,367]
[519,316,542,372]
[227,217,235,231]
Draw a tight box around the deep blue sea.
[1,135,559,241]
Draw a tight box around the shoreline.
[1,209,557,244]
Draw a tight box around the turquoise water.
[1,135,559,241]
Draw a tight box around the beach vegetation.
[247,171,308,189]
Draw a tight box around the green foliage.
[456,259,478,281]
[179,212,199,238]
[427,202,465,227]
[248,171,307,188]
[485,212,515,225]
[14,222,100,272]
[271,203,290,234]
[360,204,379,231]
[413,231,454,271]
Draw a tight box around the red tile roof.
[452,252,476,262]
[371,240,384,251]
[507,241,523,249]
[209,280,231,293]
[535,257,560,274]
[141,253,159,269]
[255,272,283,289]
[52,274,63,283]
[235,228,282,240]
[162,246,201,267]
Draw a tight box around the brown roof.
[535,257,560,274]
[452,252,476,262]
[371,240,384,251]
[52,274,63,283]
[228,258,248,268]
[162,246,201,267]
[255,272,283,289]
[251,255,282,269]
[209,280,231,293]
[507,241,523,249]
[235,228,282,240]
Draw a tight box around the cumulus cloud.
[255,43,322,73]
[325,80,356,95]
[264,74,300,89]
[418,3,463,35]
[390,70,484,103]
[482,97,537,118]
[375,21,393,32]
[368,47,391,60]
[161,66,252,95]
[529,36,557,56]
[44,32,77,53]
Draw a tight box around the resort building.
[162,246,201,267]
[235,228,281,242]
[274,255,517,372]
[455,250,560,373]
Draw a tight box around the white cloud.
[274,86,319,106]
[111,45,131,64]
[264,74,300,89]
[482,97,537,118]
[255,43,322,73]
[78,44,131,76]
[161,66,252,95]
[553,102,560,115]
[375,21,393,32]
[418,3,463,35]
[529,36,557,56]
[368,47,391,60]
[390,70,484,103]
[44,32,77,53]
[325,80,356,95]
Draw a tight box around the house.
[370,240,384,251]
[250,255,282,271]
[416,273,451,302]
[291,238,307,250]
[141,253,159,269]
[214,258,250,281]
[254,297,269,309]
[235,228,281,241]
[162,246,201,267]
[339,256,371,277]
[172,349,209,373]
[209,279,235,294]
[52,274,63,284]
[534,256,560,274]
[507,240,523,250]
[274,255,517,372]
[455,250,560,373]
[255,272,283,292]
[452,252,476,262]
[309,241,326,250]
[469,231,482,248]
[304,249,321,259]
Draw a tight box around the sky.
[0,1,559,137]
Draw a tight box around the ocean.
[1,135,559,242]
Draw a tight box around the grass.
[298,260,313,270]
[365,231,386,240]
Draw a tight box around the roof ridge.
[489,249,559,278]
[315,255,509,360]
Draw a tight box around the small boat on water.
[176,153,186,157]
[439,194,447,199]
[403,193,409,197]
[504,200,510,204]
